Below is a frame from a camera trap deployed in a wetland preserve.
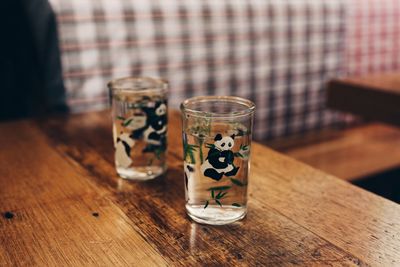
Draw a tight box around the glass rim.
[107,76,168,93]
[180,95,255,118]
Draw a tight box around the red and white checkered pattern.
[50,0,352,140]
[345,0,400,76]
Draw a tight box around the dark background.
[0,0,67,121]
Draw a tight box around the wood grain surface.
[0,110,400,266]
[276,123,400,181]
[327,72,400,125]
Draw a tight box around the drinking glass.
[180,96,255,225]
[108,77,168,180]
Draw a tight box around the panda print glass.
[108,77,168,180]
[181,96,255,225]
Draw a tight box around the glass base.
[116,165,166,181]
[186,204,247,225]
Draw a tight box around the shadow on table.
[353,168,400,204]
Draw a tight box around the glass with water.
[108,77,168,180]
[181,96,255,225]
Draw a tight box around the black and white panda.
[122,113,148,140]
[115,132,135,168]
[142,102,167,152]
[200,134,239,181]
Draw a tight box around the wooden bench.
[327,72,400,126]
[265,73,400,182]
[265,123,400,181]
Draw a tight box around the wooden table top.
[327,72,400,125]
[1,110,400,266]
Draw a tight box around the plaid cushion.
[50,0,349,140]
[346,0,400,75]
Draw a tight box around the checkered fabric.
[49,0,348,140]
[345,0,400,75]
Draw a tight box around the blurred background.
[2,0,400,201]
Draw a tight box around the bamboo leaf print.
[122,118,133,127]
[189,151,195,165]
[232,203,241,207]
[237,128,249,136]
[207,186,231,191]
[216,191,227,199]
[199,139,204,164]
[205,143,216,149]
[154,148,163,160]
[234,152,244,158]
[215,199,222,207]
[204,200,209,209]
[183,143,198,164]
[240,144,249,151]
[230,178,246,186]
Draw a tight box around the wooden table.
[327,72,400,125]
[1,111,400,266]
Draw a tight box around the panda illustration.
[122,113,147,139]
[200,134,239,181]
[115,132,135,168]
[142,102,167,152]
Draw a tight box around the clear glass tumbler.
[180,96,255,225]
[108,77,168,180]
